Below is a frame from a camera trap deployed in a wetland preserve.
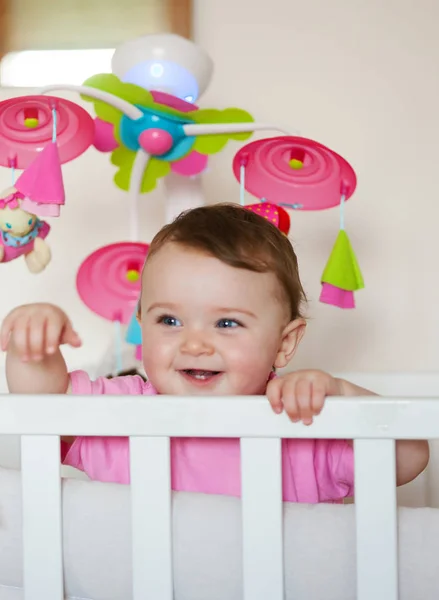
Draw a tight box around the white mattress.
[0,467,437,599]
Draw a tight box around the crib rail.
[1,393,437,600]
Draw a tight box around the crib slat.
[241,438,283,600]
[354,439,398,600]
[21,435,63,600]
[130,436,173,600]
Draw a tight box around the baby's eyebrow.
[215,307,257,319]
[146,302,179,313]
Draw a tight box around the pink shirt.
[64,370,354,503]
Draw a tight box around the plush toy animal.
[0,188,51,273]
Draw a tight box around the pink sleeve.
[63,371,156,481]
[69,370,154,395]
[314,439,354,500]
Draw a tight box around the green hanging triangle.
[321,230,364,291]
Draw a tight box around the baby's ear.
[274,319,306,368]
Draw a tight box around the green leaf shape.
[110,147,170,194]
[80,74,151,124]
[321,230,364,291]
[80,73,193,124]
[188,108,254,154]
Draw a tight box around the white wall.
[0,0,438,384]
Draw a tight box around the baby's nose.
[180,331,214,356]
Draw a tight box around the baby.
[1,204,429,502]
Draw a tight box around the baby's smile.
[179,369,223,386]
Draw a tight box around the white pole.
[163,172,205,224]
[128,150,150,241]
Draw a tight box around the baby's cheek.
[142,343,159,372]
[142,333,172,372]
[227,342,273,384]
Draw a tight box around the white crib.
[0,378,437,600]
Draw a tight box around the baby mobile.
[72,69,259,368]
[0,95,94,272]
[46,33,293,369]
[0,34,364,373]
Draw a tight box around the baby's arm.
[1,303,82,395]
[267,370,429,487]
[338,378,429,487]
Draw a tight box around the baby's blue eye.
[28,218,33,225]
[217,319,240,329]
[160,315,182,327]
[5,223,11,229]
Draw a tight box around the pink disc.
[76,242,149,324]
[0,95,95,169]
[232,136,357,210]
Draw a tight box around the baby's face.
[140,243,289,396]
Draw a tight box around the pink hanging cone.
[319,282,355,309]
[15,142,65,217]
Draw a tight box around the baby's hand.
[0,303,82,362]
[266,369,343,425]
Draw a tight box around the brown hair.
[145,203,306,320]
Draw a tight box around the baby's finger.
[28,315,47,361]
[0,312,17,351]
[295,379,314,425]
[266,378,283,414]
[60,322,82,349]
[44,317,65,354]
[281,379,301,422]
[310,381,327,416]
[9,316,30,360]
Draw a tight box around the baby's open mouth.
[181,369,221,380]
